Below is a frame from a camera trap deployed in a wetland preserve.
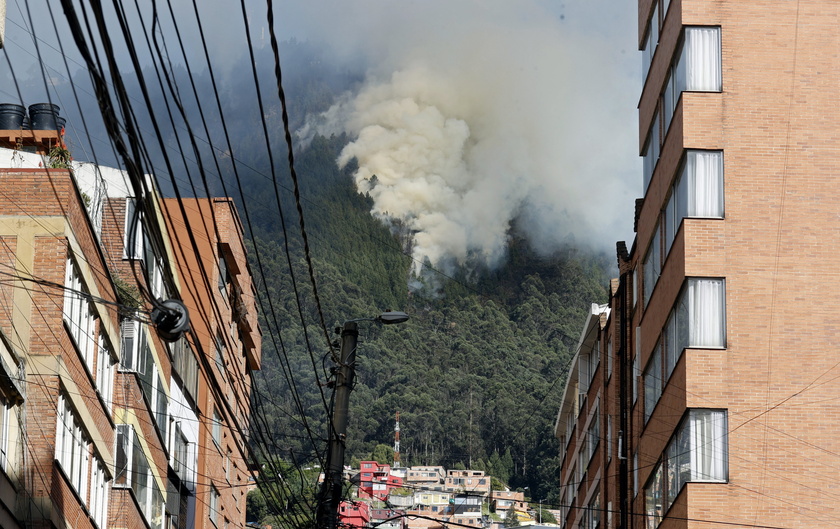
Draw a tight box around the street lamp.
[315,311,409,529]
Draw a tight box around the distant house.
[340,500,371,529]
[358,461,404,501]
[444,470,491,497]
[388,490,416,509]
[405,465,446,490]
[490,490,528,516]
[371,508,406,529]
[414,490,450,508]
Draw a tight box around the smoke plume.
[297,0,639,276]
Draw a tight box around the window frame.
[64,257,97,375]
[644,278,726,422]
[644,409,728,527]
[123,198,144,260]
[55,392,90,503]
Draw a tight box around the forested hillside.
[174,39,616,512]
[238,130,611,505]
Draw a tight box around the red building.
[339,500,371,529]
[358,461,404,501]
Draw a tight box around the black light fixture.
[151,298,190,342]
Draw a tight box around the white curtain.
[687,278,725,347]
[686,27,722,91]
[690,410,727,481]
[687,151,724,217]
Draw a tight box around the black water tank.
[28,103,61,131]
[0,104,26,129]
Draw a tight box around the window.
[225,449,232,482]
[170,337,198,402]
[578,446,587,487]
[633,450,639,498]
[120,320,148,373]
[642,109,661,191]
[115,424,165,529]
[644,341,662,422]
[644,278,726,420]
[215,331,226,376]
[578,347,594,400]
[663,70,677,132]
[0,394,13,473]
[662,27,722,132]
[173,422,194,486]
[607,415,613,462]
[645,410,727,527]
[678,27,722,92]
[96,333,116,413]
[564,409,575,449]
[587,406,600,465]
[663,150,725,254]
[212,408,222,447]
[681,278,726,348]
[633,268,639,308]
[643,223,661,306]
[64,257,97,373]
[564,472,575,522]
[633,327,641,405]
[678,150,725,219]
[90,457,110,529]
[607,337,613,379]
[153,370,168,442]
[210,484,221,524]
[218,249,230,296]
[56,393,90,502]
[587,492,601,529]
[124,198,144,259]
[641,2,659,79]
[148,255,166,301]
[137,342,168,441]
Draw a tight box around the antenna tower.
[393,411,401,468]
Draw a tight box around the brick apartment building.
[557,1,840,528]
[0,110,260,529]
[162,197,262,529]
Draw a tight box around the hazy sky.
[0,0,641,271]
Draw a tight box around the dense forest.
[113,38,615,520]
[241,132,612,514]
[220,42,615,508]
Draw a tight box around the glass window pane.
[687,279,726,347]
[687,151,724,217]
[690,410,727,481]
[686,27,722,91]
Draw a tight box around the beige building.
[443,469,490,496]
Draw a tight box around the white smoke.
[299,0,639,276]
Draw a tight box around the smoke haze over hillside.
[0,0,639,277]
[295,0,640,275]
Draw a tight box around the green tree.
[370,443,393,465]
[246,489,268,524]
[504,507,521,527]
[537,507,557,524]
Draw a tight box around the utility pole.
[316,321,358,529]
[315,311,408,529]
